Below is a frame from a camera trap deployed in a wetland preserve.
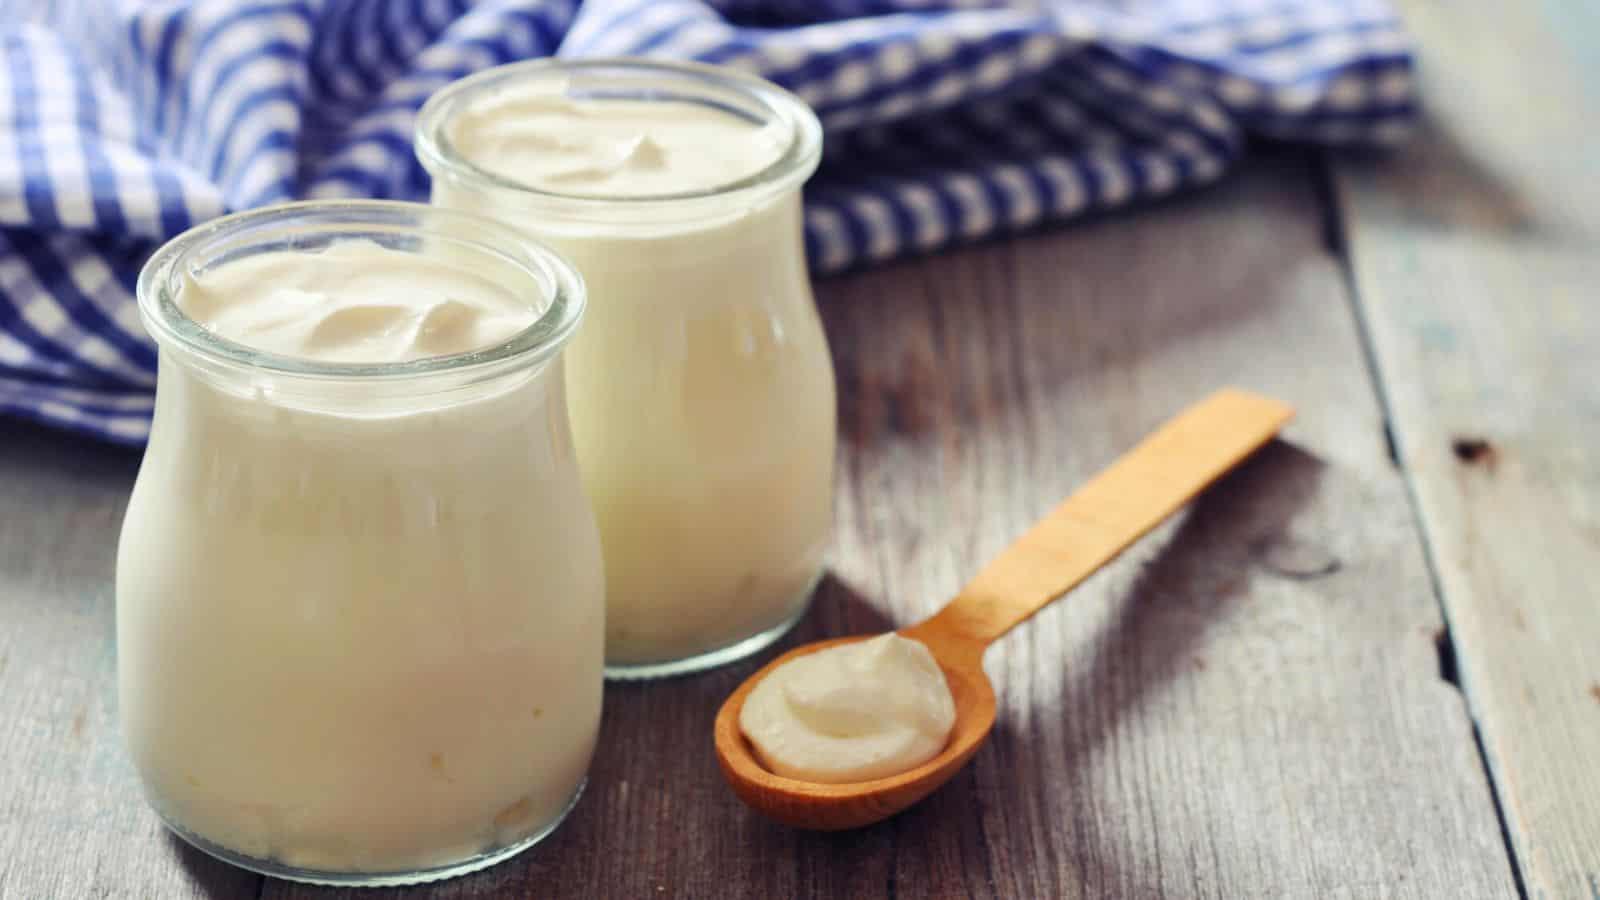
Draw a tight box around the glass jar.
[412,59,838,675]
[117,201,602,886]
[417,59,836,679]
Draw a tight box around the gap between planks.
[1311,148,1531,900]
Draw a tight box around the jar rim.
[414,58,823,212]
[136,199,586,382]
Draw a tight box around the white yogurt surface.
[118,239,603,874]
[177,241,534,362]
[446,91,787,196]
[739,635,957,783]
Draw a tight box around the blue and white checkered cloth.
[0,0,1415,444]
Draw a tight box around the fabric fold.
[0,0,1416,444]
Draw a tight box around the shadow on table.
[1061,438,1326,762]
[167,832,262,899]
[775,439,1328,894]
[583,568,897,806]
[0,415,141,475]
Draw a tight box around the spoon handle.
[907,388,1294,651]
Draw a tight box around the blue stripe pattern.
[0,0,1416,444]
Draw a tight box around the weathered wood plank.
[1330,1,1600,896]
[1,156,1513,898]
[0,427,262,900]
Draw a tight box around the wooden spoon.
[713,388,1294,830]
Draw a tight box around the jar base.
[603,574,819,681]
[156,778,586,887]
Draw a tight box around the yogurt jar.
[417,60,836,679]
[116,201,603,885]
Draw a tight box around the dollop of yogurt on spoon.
[738,634,957,784]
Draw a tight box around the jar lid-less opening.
[137,200,587,385]
[414,58,824,221]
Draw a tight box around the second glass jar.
[417,59,835,678]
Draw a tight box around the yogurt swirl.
[739,635,958,783]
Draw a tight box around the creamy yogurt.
[739,635,957,783]
[175,240,535,362]
[422,62,836,676]
[444,92,788,196]
[118,213,602,882]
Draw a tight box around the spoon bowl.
[713,629,995,830]
[714,389,1295,830]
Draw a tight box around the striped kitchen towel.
[0,0,1416,444]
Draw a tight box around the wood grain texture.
[1330,1,1600,896]
[0,157,1515,899]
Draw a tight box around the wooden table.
[3,2,1595,897]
